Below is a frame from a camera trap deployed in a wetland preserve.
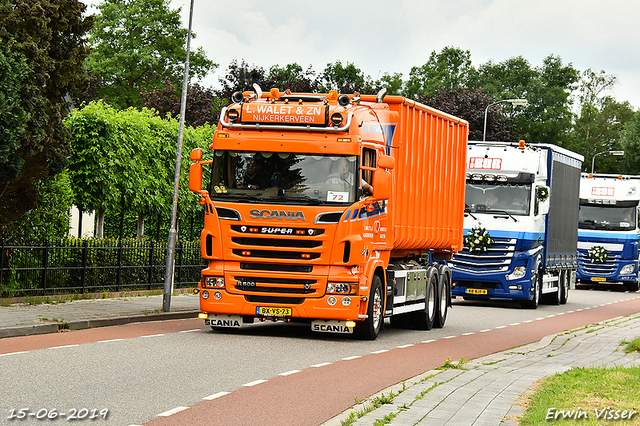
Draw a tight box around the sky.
[169,0,640,110]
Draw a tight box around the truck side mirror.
[372,169,392,200]
[191,148,203,161]
[539,199,550,215]
[189,148,203,193]
[378,155,395,170]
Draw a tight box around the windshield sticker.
[327,191,349,202]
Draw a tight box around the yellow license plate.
[466,288,488,295]
[592,277,607,282]
[256,307,292,317]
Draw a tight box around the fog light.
[202,290,209,299]
[198,313,208,319]
[345,321,356,328]
[342,297,351,306]
[213,291,222,300]
[327,296,337,306]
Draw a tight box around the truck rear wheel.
[433,266,450,328]
[355,275,383,340]
[409,269,437,330]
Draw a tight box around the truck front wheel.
[355,275,383,340]
[522,272,540,309]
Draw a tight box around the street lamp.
[483,99,528,142]
[591,150,624,174]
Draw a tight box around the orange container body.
[378,96,468,254]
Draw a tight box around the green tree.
[405,46,474,99]
[86,0,216,109]
[620,111,640,175]
[0,0,93,236]
[422,88,515,142]
[318,61,376,94]
[568,69,634,172]
[0,43,28,183]
[472,54,578,145]
[263,63,319,93]
[217,59,267,101]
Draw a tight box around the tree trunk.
[137,212,145,241]
[97,209,105,238]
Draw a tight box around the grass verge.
[519,365,640,425]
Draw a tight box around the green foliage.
[86,0,216,109]
[319,60,376,94]
[405,46,473,99]
[0,42,28,182]
[6,172,74,243]
[0,0,93,235]
[621,111,640,175]
[64,100,213,239]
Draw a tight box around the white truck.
[577,173,640,291]
[448,140,583,308]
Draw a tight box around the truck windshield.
[465,183,531,216]
[579,205,637,231]
[207,151,358,205]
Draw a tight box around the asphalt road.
[1,287,638,426]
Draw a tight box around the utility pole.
[163,0,194,312]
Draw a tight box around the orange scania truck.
[188,86,468,339]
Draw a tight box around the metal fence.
[0,239,206,298]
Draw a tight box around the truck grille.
[229,225,325,261]
[449,237,516,273]
[578,249,620,274]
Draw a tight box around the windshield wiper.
[283,195,325,205]
[490,210,518,222]
[464,207,478,220]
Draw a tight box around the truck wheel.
[522,273,540,309]
[410,270,437,330]
[433,267,450,328]
[560,270,569,304]
[355,275,383,340]
[628,278,640,292]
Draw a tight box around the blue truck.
[448,141,583,308]
[577,173,640,291]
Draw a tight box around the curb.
[0,310,200,339]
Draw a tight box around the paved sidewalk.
[322,314,640,426]
[0,293,199,338]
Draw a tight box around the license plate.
[466,288,488,295]
[592,277,607,282]
[256,306,292,317]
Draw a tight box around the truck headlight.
[205,277,225,288]
[620,264,635,275]
[506,266,527,280]
[327,282,357,294]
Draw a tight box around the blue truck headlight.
[506,266,527,280]
[620,264,635,275]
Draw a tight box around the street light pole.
[591,150,624,174]
[483,99,528,142]
[163,0,194,312]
